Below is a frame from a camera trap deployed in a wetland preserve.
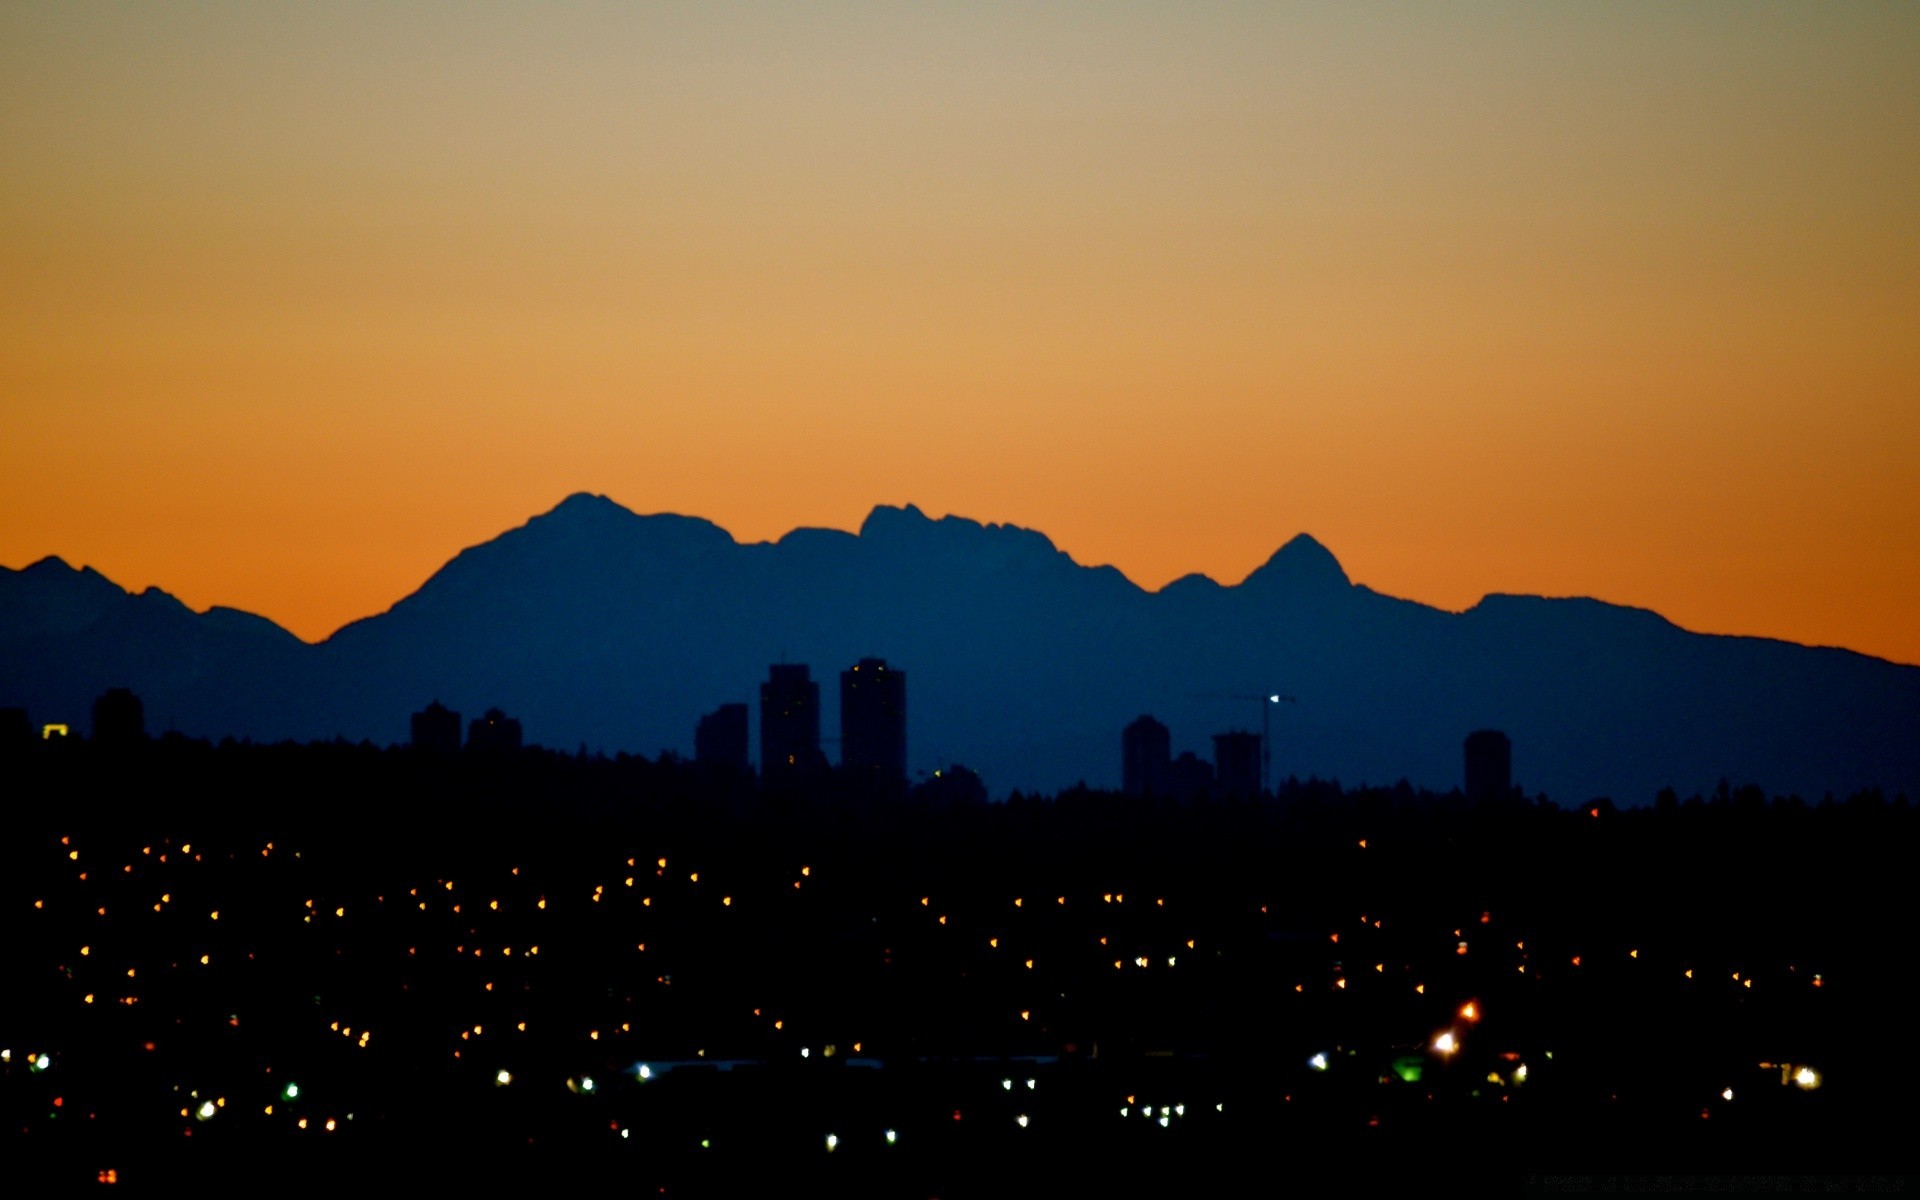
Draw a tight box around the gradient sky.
[3,3,1916,663]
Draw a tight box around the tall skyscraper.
[466,707,523,753]
[92,687,145,748]
[1464,730,1512,801]
[760,664,821,784]
[841,658,906,784]
[1212,731,1262,798]
[695,702,750,771]
[1122,714,1170,797]
[411,700,462,754]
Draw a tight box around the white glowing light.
[620,1128,630,1140]
[1514,1065,1527,1083]
[1794,1067,1820,1089]
[1309,1053,1329,1071]
[1001,1078,1013,1091]
[1158,1115,1170,1128]
[1433,1031,1458,1056]
[1120,1107,1129,1117]
[1721,1087,1734,1101]
[1174,1104,1185,1116]
[800,1047,810,1059]
[1015,1114,1029,1128]
[825,1133,838,1152]
[33,1054,50,1072]
[581,1076,595,1093]
[496,1069,513,1086]
[885,1129,897,1145]
[197,1100,217,1120]
[637,1064,653,1080]
[1026,1078,1036,1090]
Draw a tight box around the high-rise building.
[92,687,145,748]
[1464,730,1512,801]
[841,658,906,783]
[467,707,523,753]
[1122,715,1170,797]
[411,700,462,754]
[1212,731,1262,798]
[760,664,821,784]
[695,703,750,771]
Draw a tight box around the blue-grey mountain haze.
[4,493,1915,805]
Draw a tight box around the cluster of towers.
[408,701,523,754]
[694,658,907,787]
[1124,714,1513,802]
[1121,715,1266,800]
[22,679,1505,804]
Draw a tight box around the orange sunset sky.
[3,4,1916,663]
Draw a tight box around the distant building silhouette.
[92,688,145,748]
[0,707,31,755]
[1122,715,1170,798]
[1464,730,1512,801]
[915,763,986,807]
[695,703,750,772]
[840,658,906,784]
[466,707,523,753]
[411,700,462,754]
[1169,751,1214,804]
[760,664,822,785]
[1212,731,1262,798]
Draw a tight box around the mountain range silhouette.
[4,492,1916,804]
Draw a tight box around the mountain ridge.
[3,493,1916,804]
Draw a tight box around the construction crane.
[1186,692,1297,795]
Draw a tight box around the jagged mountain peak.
[858,504,1062,559]
[507,493,737,553]
[1240,533,1350,592]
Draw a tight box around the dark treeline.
[4,736,1914,1193]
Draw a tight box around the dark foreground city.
[5,738,1914,1194]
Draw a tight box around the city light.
[7,711,1898,1175]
